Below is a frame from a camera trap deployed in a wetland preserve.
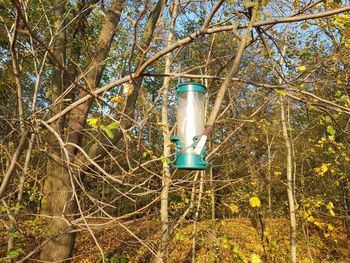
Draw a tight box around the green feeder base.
[172,152,208,170]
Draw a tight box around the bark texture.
[40,1,125,261]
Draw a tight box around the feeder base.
[172,152,208,170]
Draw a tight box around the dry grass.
[0,218,349,262]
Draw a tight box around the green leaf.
[327,126,336,135]
[340,95,349,102]
[107,121,120,129]
[161,156,170,164]
[324,116,332,123]
[275,89,286,96]
[45,89,52,99]
[41,197,47,209]
[100,125,114,139]
[208,252,216,263]
[6,248,23,259]
[9,229,22,238]
[299,50,312,58]
[222,234,230,242]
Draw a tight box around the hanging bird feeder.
[171,63,209,170]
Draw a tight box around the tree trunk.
[39,1,125,261]
[40,154,77,261]
[266,132,274,218]
[191,171,205,263]
[277,31,297,263]
[209,166,216,221]
[342,178,350,245]
[39,0,77,259]
[39,0,75,260]
[280,97,297,263]
[157,2,179,262]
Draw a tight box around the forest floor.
[0,218,349,262]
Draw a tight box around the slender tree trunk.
[280,97,297,263]
[204,0,258,135]
[266,132,273,218]
[6,8,29,250]
[275,27,297,262]
[156,2,179,262]
[7,134,35,251]
[204,48,216,222]
[191,171,205,263]
[342,178,350,245]
[87,0,166,160]
[209,165,216,221]
[287,101,298,205]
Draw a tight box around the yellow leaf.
[307,215,315,222]
[314,221,322,227]
[326,202,334,209]
[297,65,307,71]
[273,171,282,176]
[263,230,270,238]
[229,204,239,213]
[314,163,331,176]
[87,118,100,129]
[249,197,261,208]
[243,1,258,8]
[111,95,123,103]
[251,254,262,263]
[222,243,230,249]
[275,89,286,96]
[301,23,309,30]
[321,163,329,173]
[327,224,334,231]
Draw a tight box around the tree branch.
[205,0,259,135]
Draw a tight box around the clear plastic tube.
[177,91,205,153]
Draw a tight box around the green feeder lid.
[177,83,206,95]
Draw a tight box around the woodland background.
[0,0,350,262]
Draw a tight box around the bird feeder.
[171,74,209,170]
